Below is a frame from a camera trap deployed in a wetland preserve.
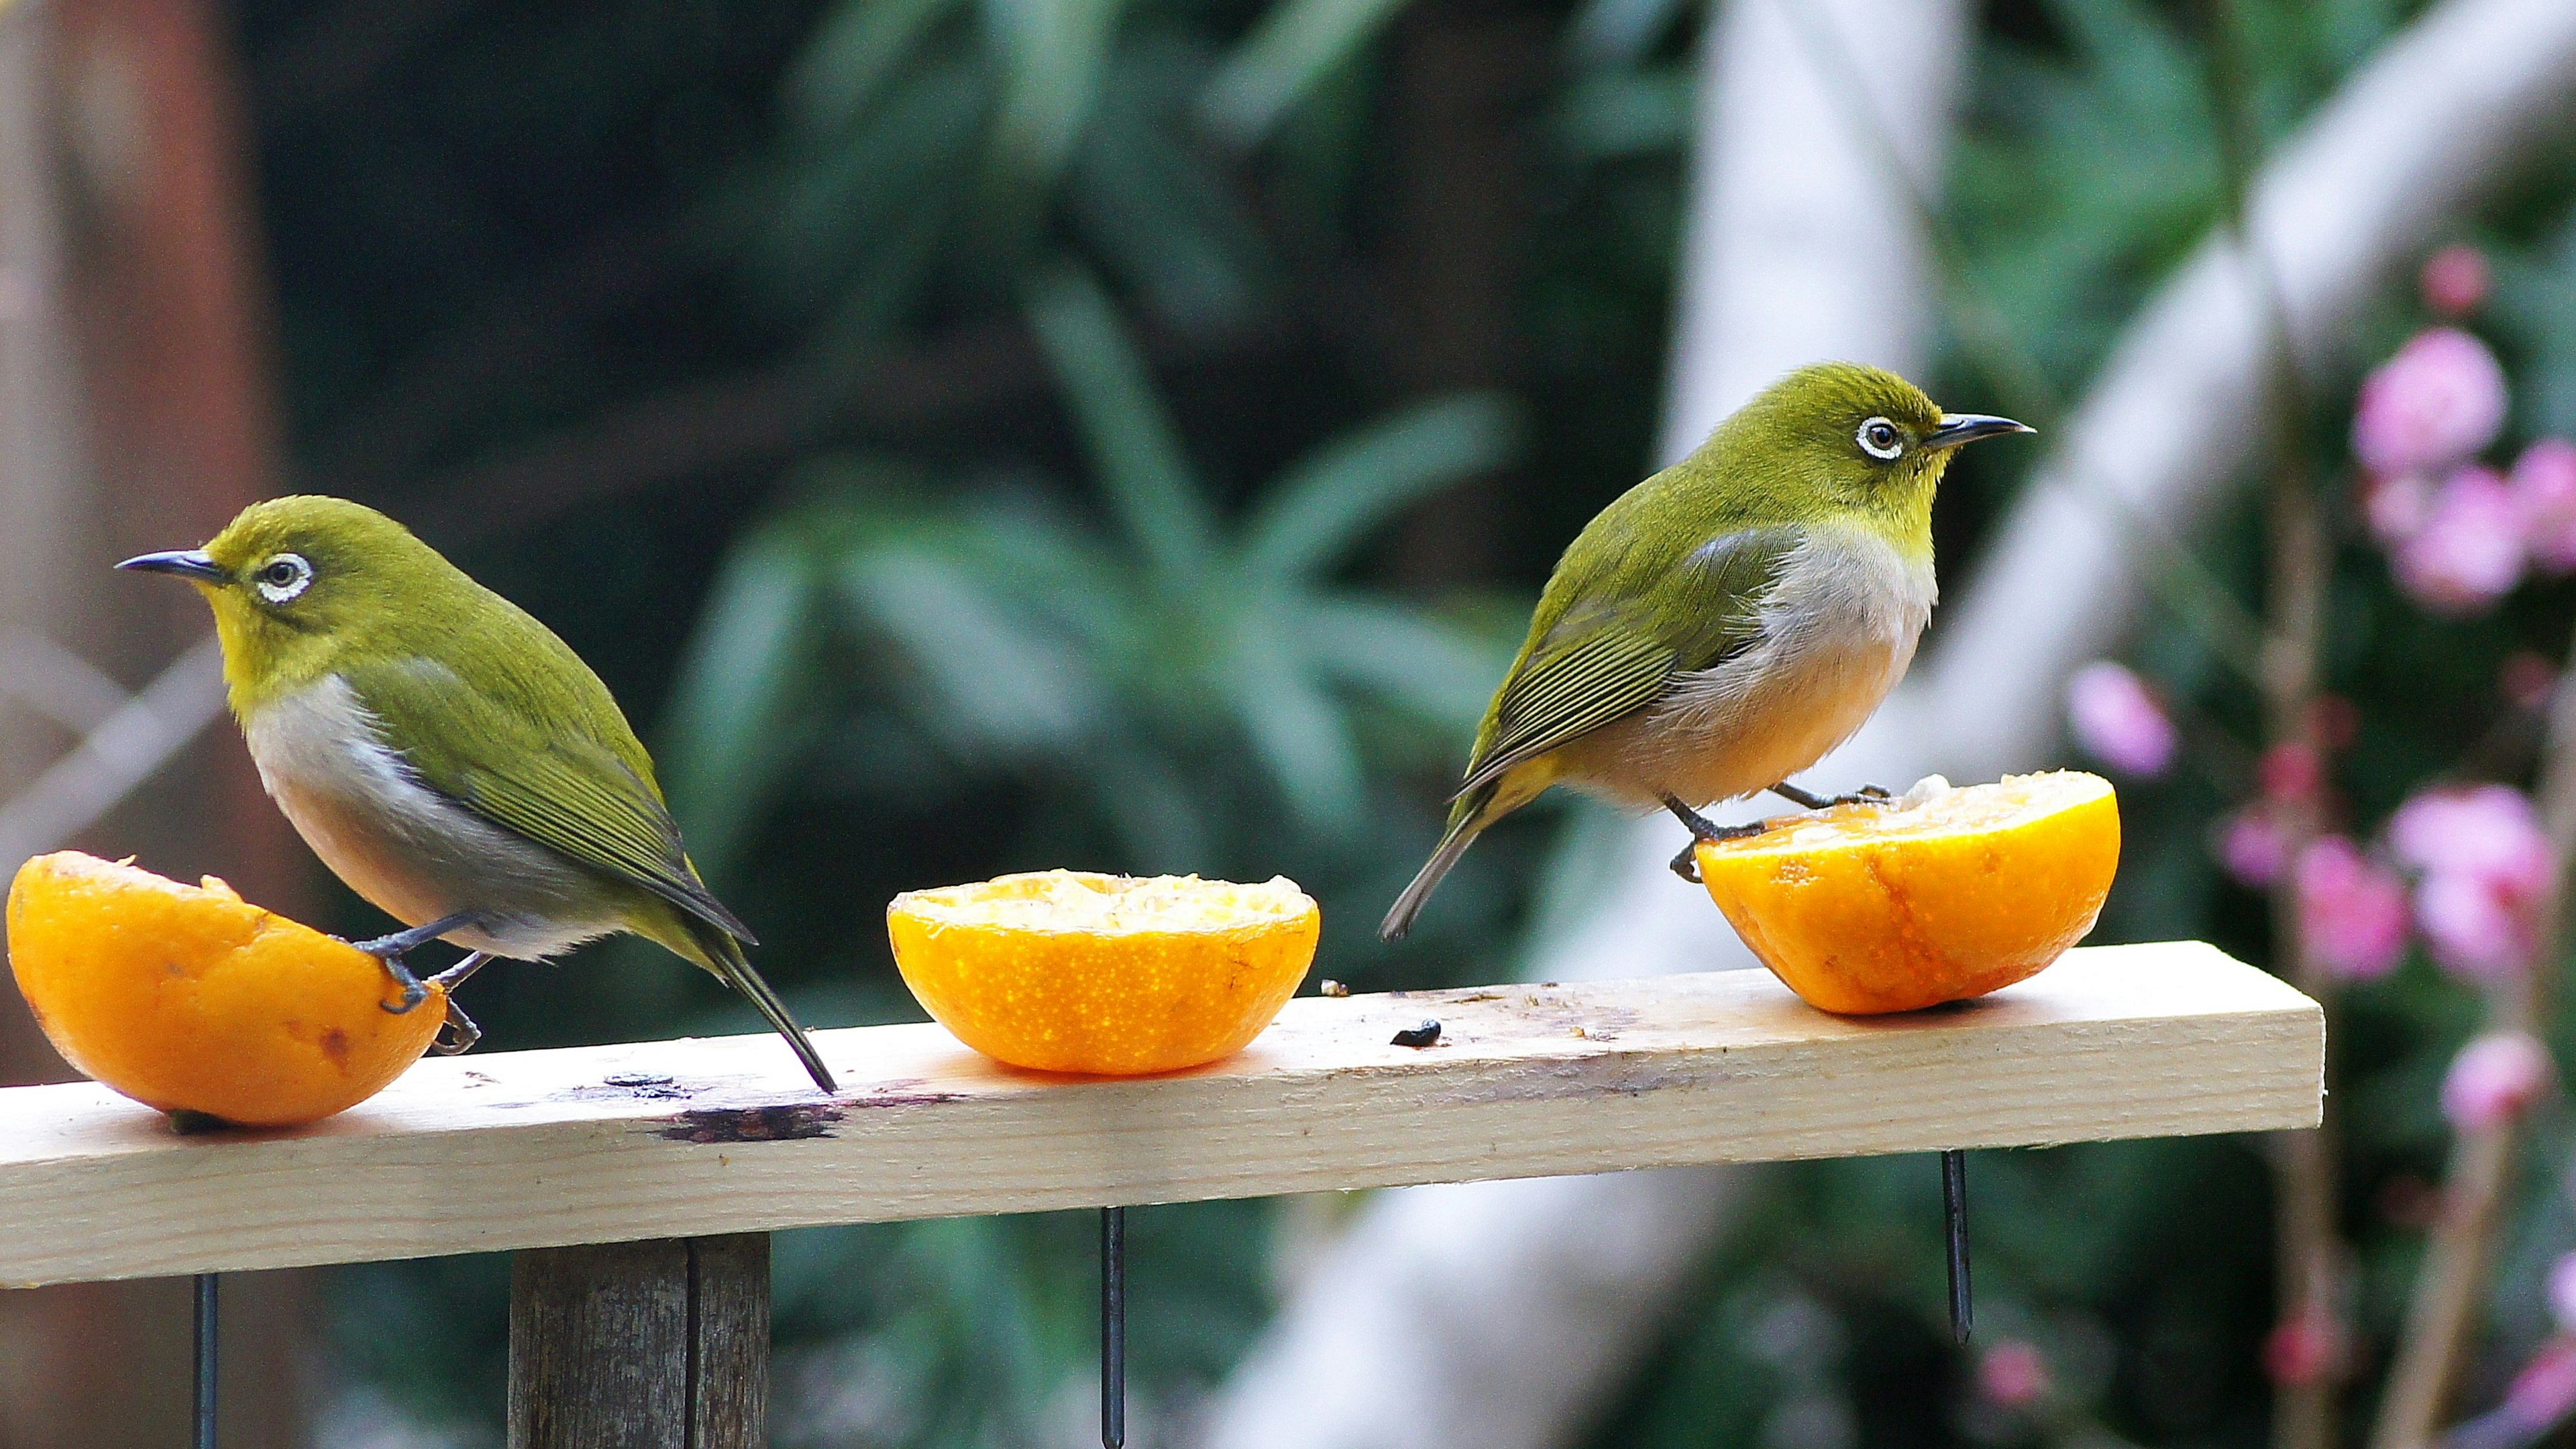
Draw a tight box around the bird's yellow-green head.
[117,496,466,716]
[1684,361,2033,555]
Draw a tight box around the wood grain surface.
[0,942,2319,1287]
[506,1234,766,1448]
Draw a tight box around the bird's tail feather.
[1380,785,1497,941]
[696,925,838,1093]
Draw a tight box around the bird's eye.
[1857,418,1905,460]
[254,553,313,604]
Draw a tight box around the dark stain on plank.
[656,1103,847,1144]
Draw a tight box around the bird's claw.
[374,967,429,1016]
[354,914,483,1016]
[1851,784,1893,802]
[1668,844,1703,883]
[1669,820,1771,882]
[433,1000,482,1056]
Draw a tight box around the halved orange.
[888,870,1319,1075]
[1693,772,2120,1014]
[7,851,446,1125]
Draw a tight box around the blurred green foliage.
[230,0,2576,1444]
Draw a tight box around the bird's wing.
[1456,525,1799,796]
[344,657,756,944]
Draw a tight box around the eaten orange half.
[888,870,1319,1075]
[7,851,446,1125]
[1693,772,2120,1014]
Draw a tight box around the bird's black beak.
[116,549,228,583]
[1925,414,2035,449]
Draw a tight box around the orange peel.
[888,869,1318,1075]
[1693,772,2120,1014]
[7,851,445,1125]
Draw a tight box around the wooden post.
[508,1234,768,1449]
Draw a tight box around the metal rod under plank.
[193,1272,217,1449]
[1944,1149,1972,1343]
[1102,1206,1126,1449]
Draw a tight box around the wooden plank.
[0,941,2318,1287]
[506,1234,767,1449]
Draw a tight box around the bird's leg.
[1771,782,1894,812]
[351,912,484,1014]
[1661,795,1767,883]
[429,952,492,1055]
[429,951,494,992]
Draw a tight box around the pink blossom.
[2394,466,2525,614]
[2421,245,2492,318]
[2260,742,2324,804]
[2440,1031,2555,1132]
[2548,1252,2576,1333]
[2506,1339,2576,1431]
[2388,785,2553,900]
[2218,808,2293,888]
[2353,327,2508,477]
[2364,472,2434,545]
[1977,1340,2048,1407]
[2416,871,2534,979]
[2295,837,2409,981]
[2065,661,2178,777]
[2392,784,2553,977]
[2516,439,2576,574]
[2263,1313,2339,1387]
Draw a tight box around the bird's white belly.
[1563,529,1934,808]
[241,676,614,959]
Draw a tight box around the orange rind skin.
[7,851,445,1126]
[1693,772,2121,1014]
[888,871,1319,1075]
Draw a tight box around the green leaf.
[1297,594,1506,729]
[1562,0,1690,70]
[1197,0,1412,147]
[1023,264,1219,584]
[1237,392,1517,583]
[756,61,985,305]
[981,0,1128,186]
[658,523,820,879]
[782,0,964,129]
[1087,745,1213,871]
[837,545,1101,756]
[1224,607,1365,830]
[1548,66,1695,162]
[1067,47,1272,331]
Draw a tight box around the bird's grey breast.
[239,673,609,958]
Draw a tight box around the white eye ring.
[1857,417,1905,461]
[254,553,313,604]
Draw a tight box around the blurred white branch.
[0,627,140,733]
[1203,0,2576,1444]
[0,635,227,870]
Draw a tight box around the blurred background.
[5,0,2576,1444]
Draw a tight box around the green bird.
[119,497,837,1093]
[1381,362,2031,941]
